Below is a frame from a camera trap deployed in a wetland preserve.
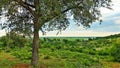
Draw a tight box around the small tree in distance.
[0,0,112,67]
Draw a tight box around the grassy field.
[0,34,120,68]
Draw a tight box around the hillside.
[0,34,120,68]
[105,33,120,38]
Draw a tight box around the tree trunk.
[31,17,39,67]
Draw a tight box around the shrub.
[11,46,32,60]
[44,55,51,59]
[97,50,110,56]
[0,33,29,48]
[111,44,120,62]
[89,49,96,55]
[0,36,7,47]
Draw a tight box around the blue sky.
[0,0,120,37]
[90,13,120,32]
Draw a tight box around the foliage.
[0,0,112,66]
[0,0,112,34]
[0,36,7,47]
[0,32,29,48]
[111,44,120,62]
[11,46,32,60]
[0,34,120,67]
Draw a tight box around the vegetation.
[0,0,112,66]
[0,34,120,68]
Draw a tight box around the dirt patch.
[40,64,48,68]
[102,61,120,68]
[12,64,48,68]
[12,64,31,68]
[112,63,120,68]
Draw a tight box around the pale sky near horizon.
[0,0,120,37]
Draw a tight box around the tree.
[0,0,111,67]
[0,32,28,48]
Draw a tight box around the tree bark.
[31,0,40,67]
[31,17,39,67]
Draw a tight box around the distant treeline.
[95,33,120,40]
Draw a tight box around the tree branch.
[38,6,75,29]
[39,2,83,29]
[13,0,35,17]
[24,1,35,8]
[43,2,82,24]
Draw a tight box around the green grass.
[0,51,17,68]
[0,36,120,68]
[0,51,31,68]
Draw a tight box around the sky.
[0,0,120,37]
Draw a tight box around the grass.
[0,36,120,68]
[0,51,32,68]
[102,61,120,68]
[0,51,17,68]
[0,48,120,68]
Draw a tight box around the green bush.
[0,32,29,48]
[111,44,120,62]
[11,46,32,60]
[0,36,7,47]
[44,55,51,59]
[97,49,110,56]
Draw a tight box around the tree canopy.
[0,0,111,34]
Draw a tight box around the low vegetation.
[0,33,120,68]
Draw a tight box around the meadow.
[0,34,120,68]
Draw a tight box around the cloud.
[101,0,120,20]
[0,30,5,37]
[39,30,120,37]
[115,19,120,24]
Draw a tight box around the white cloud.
[101,0,120,20]
[40,31,120,37]
[115,19,120,24]
[0,30,6,37]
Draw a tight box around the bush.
[111,44,120,62]
[44,55,51,59]
[11,46,32,60]
[97,49,110,56]
[0,36,7,47]
[0,33,29,48]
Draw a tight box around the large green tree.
[0,0,111,67]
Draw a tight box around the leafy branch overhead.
[0,0,112,34]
